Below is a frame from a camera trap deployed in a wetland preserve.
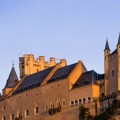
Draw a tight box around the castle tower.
[2,66,19,96]
[104,39,110,95]
[117,34,120,91]
[19,54,67,79]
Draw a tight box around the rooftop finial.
[12,61,14,67]
[104,38,110,51]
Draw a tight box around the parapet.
[19,54,67,79]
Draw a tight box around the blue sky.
[0,0,120,91]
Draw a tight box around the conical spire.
[4,67,19,89]
[117,33,120,45]
[104,39,110,51]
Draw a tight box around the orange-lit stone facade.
[1,36,120,120]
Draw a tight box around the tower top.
[117,33,120,45]
[104,39,110,51]
[4,67,19,89]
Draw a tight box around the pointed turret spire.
[117,33,120,45]
[104,38,110,51]
[4,66,19,89]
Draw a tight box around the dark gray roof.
[104,40,110,51]
[118,34,120,45]
[110,49,117,56]
[4,67,19,89]
[72,70,104,89]
[47,63,77,83]
[13,66,54,95]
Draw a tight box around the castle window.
[88,97,91,103]
[10,114,14,120]
[112,70,115,76]
[25,110,29,117]
[83,98,86,104]
[50,102,54,109]
[75,100,78,106]
[56,100,61,107]
[71,101,74,107]
[34,102,39,115]
[17,109,21,118]
[2,116,5,120]
[34,107,39,115]
[79,99,82,104]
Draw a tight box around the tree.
[79,105,93,120]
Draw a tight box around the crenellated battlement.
[19,54,67,79]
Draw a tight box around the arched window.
[56,100,61,108]
[50,102,54,109]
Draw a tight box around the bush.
[48,106,61,116]
[79,105,94,120]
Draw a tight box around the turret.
[24,54,29,76]
[2,66,19,96]
[60,59,67,67]
[39,56,45,70]
[117,33,120,91]
[50,57,56,66]
[28,54,34,75]
[19,57,24,79]
[104,39,110,95]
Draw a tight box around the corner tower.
[117,34,120,91]
[2,66,19,96]
[104,39,110,95]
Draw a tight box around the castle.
[0,34,120,120]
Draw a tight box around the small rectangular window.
[25,110,29,117]
[83,98,86,104]
[71,101,74,107]
[35,107,39,114]
[75,100,78,106]
[88,97,91,103]
[10,114,14,120]
[79,99,82,104]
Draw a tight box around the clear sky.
[0,0,120,91]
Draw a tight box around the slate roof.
[4,67,19,89]
[72,70,104,89]
[104,40,110,51]
[13,66,54,95]
[47,63,77,83]
[110,49,117,56]
[118,34,120,45]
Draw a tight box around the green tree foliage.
[79,105,94,120]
